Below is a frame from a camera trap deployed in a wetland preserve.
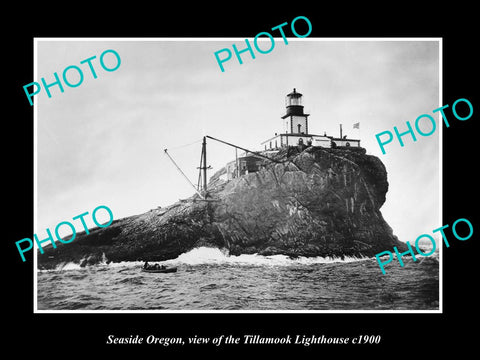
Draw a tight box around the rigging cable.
[163,149,204,198]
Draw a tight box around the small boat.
[141,266,177,273]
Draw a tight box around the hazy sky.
[36,38,440,245]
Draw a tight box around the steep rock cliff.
[38,146,406,269]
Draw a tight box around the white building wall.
[262,134,335,149]
[291,115,308,134]
[332,139,360,147]
[312,136,331,148]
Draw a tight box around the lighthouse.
[223,88,362,181]
[282,88,309,135]
[261,88,332,150]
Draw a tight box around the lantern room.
[282,88,310,134]
[284,88,304,113]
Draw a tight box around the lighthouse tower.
[261,88,335,150]
[282,88,310,135]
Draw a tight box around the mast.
[202,136,207,194]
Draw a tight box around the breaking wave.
[40,247,371,272]
[165,247,371,266]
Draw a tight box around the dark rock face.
[38,146,406,269]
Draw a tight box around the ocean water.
[36,247,439,311]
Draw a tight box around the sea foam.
[39,247,371,272]
[164,247,371,267]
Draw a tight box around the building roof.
[287,88,302,97]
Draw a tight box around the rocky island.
[37,89,408,269]
[37,145,407,269]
